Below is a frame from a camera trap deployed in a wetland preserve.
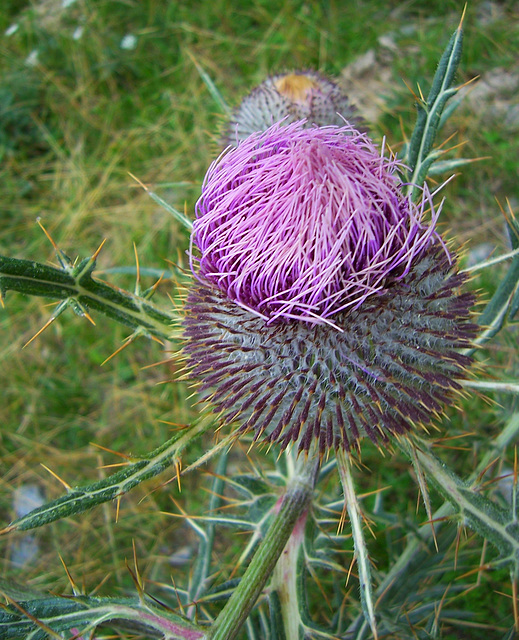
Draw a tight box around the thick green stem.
[208,453,320,640]
[270,451,309,640]
[270,516,306,640]
[337,450,378,640]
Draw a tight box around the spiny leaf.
[0,255,178,341]
[405,16,464,199]
[2,417,213,533]
[0,592,205,640]
[402,438,519,578]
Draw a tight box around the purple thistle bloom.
[184,121,477,453]
[193,120,442,325]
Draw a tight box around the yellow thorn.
[417,82,425,103]
[436,129,459,150]
[133,539,144,590]
[116,496,121,523]
[101,337,134,366]
[97,462,131,469]
[149,272,165,296]
[36,217,60,252]
[128,171,150,192]
[475,455,500,484]
[401,78,422,104]
[23,315,58,348]
[170,573,186,616]
[0,592,63,638]
[90,572,112,596]
[90,441,133,460]
[345,554,356,587]
[83,309,96,326]
[91,238,107,262]
[176,460,182,492]
[337,502,348,535]
[133,242,141,293]
[0,524,15,536]
[141,357,174,370]
[459,3,467,30]
[40,463,71,490]
[59,554,81,595]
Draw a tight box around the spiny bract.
[224,70,362,146]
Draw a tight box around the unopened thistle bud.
[184,120,477,454]
[224,71,363,146]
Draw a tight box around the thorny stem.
[208,450,320,640]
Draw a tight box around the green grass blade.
[144,186,194,231]
[187,51,231,116]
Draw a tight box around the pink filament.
[192,120,442,324]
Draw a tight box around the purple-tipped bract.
[192,120,442,325]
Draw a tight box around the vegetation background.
[0,0,518,637]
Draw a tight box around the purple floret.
[191,120,444,325]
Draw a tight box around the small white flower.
[25,50,39,67]
[120,34,137,50]
[73,26,84,40]
[5,23,19,36]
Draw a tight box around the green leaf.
[401,437,519,578]
[472,248,519,349]
[189,451,229,607]
[405,18,464,198]
[0,592,205,640]
[0,254,179,341]
[2,417,214,533]
[426,157,482,176]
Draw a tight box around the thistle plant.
[185,120,476,457]
[2,16,519,640]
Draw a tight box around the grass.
[1,0,518,637]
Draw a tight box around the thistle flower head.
[193,120,441,325]
[225,70,363,146]
[184,122,477,454]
